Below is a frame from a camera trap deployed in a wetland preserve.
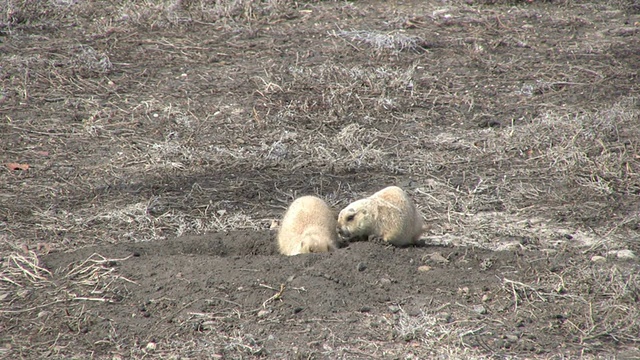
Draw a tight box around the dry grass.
[334,30,427,53]
[2,0,638,263]
[0,249,136,357]
[0,250,133,311]
[496,261,640,352]
[2,0,639,358]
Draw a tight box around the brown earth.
[1,0,640,358]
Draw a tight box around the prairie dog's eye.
[346,214,355,222]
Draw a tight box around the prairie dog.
[277,196,338,256]
[337,186,424,247]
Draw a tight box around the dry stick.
[0,275,22,287]
[458,325,486,348]
[0,296,116,314]
[206,296,242,308]
[328,29,362,52]
[65,253,132,279]
[502,278,546,312]
[9,253,52,283]
[5,121,70,137]
[261,283,286,308]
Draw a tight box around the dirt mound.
[20,233,635,358]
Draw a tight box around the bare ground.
[1,0,640,358]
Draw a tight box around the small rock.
[505,334,518,342]
[359,306,371,313]
[473,305,487,315]
[37,310,51,318]
[481,294,491,302]
[418,265,432,272]
[611,249,636,260]
[145,342,157,352]
[495,242,521,251]
[357,262,367,271]
[590,255,606,263]
[257,309,270,318]
[204,320,219,330]
[388,305,401,313]
[423,252,449,264]
[293,307,303,314]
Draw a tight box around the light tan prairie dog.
[277,195,339,256]
[337,186,424,247]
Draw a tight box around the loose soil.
[1,0,640,358]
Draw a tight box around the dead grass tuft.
[498,260,640,348]
[0,251,133,314]
[0,251,136,357]
[335,30,427,53]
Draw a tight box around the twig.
[262,283,286,308]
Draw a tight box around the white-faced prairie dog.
[277,195,339,256]
[337,186,424,247]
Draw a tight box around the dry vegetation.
[1,0,640,358]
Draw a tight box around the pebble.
[608,249,636,260]
[418,265,432,272]
[423,252,449,264]
[388,305,401,313]
[357,262,367,271]
[505,334,518,342]
[590,255,606,263]
[473,305,487,315]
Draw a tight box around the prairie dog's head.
[337,199,374,240]
[300,236,336,254]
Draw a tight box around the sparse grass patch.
[279,62,419,118]
[334,29,427,53]
[497,260,640,350]
[0,250,134,358]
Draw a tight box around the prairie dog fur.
[337,186,424,247]
[277,196,338,256]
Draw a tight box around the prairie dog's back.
[337,186,424,246]
[373,186,424,243]
[277,196,338,256]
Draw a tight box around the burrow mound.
[38,230,640,357]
